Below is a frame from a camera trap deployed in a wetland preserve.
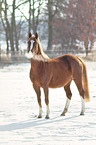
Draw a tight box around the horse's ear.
[35,32,38,39]
[29,32,32,38]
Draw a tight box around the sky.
[7,0,29,20]
[6,0,45,21]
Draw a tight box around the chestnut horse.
[27,32,90,119]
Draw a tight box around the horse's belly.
[49,76,71,88]
[49,82,68,88]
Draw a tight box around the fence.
[0,49,96,65]
[44,49,87,58]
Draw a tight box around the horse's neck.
[31,58,39,70]
[38,40,49,59]
[30,56,48,71]
[38,41,42,55]
[32,54,47,61]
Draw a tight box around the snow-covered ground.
[0,62,96,145]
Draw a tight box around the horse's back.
[48,55,74,88]
[53,54,83,79]
[55,54,79,63]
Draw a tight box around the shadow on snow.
[0,115,80,131]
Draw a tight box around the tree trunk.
[84,40,89,56]
[10,0,15,52]
[47,0,53,50]
[10,33,14,52]
[28,0,31,33]
[48,19,52,50]
[14,19,19,51]
[6,32,9,54]
[32,0,35,34]
[1,17,9,54]
[4,0,10,53]
[86,47,88,56]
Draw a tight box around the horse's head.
[28,32,39,54]
[26,32,49,60]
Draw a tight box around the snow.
[0,62,96,145]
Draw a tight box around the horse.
[26,32,90,119]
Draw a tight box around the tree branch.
[15,0,28,9]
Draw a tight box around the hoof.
[80,112,85,115]
[38,115,42,118]
[61,113,65,116]
[45,115,50,119]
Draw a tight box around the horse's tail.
[77,57,90,102]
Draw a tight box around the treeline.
[0,0,96,55]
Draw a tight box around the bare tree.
[19,0,43,36]
[45,0,58,50]
[0,0,28,53]
[53,0,96,55]
[1,0,18,52]
[67,0,96,55]
[31,0,43,34]
[1,0,10,53]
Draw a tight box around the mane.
[25,36,49,61]
[37,38,49,59]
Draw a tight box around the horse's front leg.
[43,87,50,119]
[33,85,42,118]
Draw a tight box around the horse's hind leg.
[61,82,72,116]
[33,85,42,118]
[74,77,85,115]
[80,96,85,115]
